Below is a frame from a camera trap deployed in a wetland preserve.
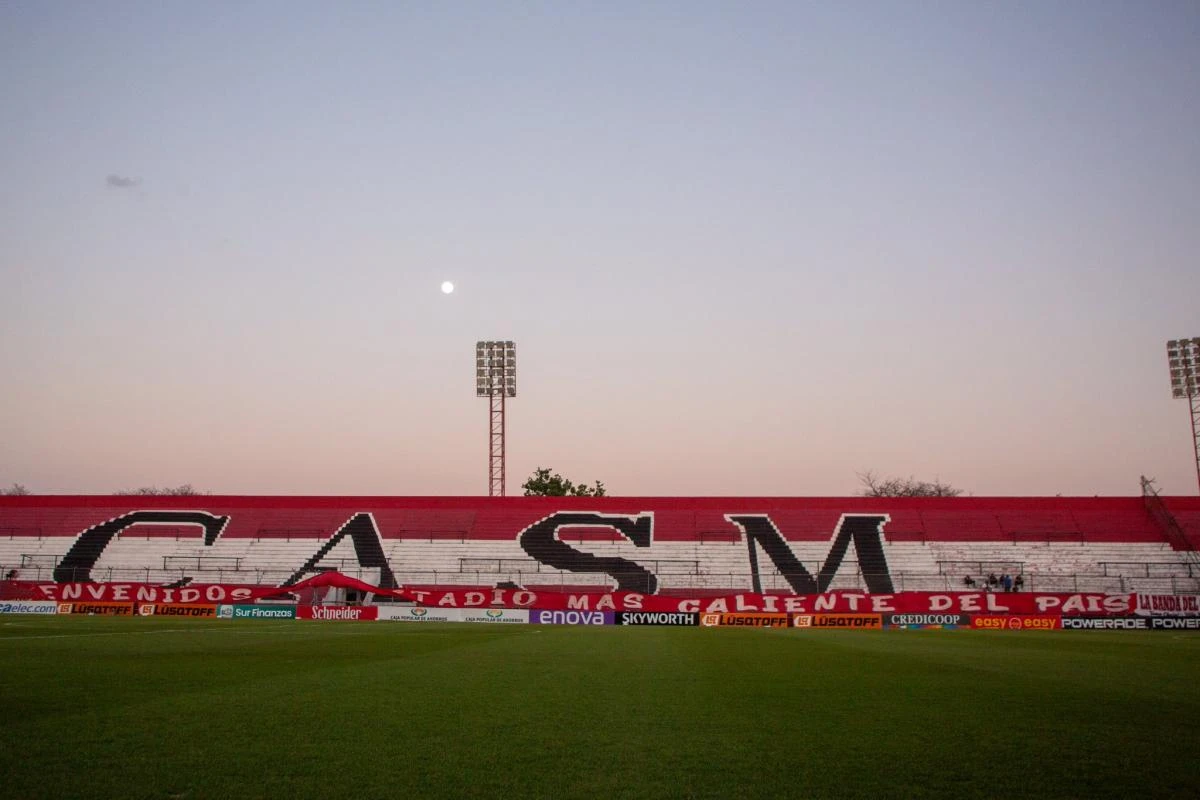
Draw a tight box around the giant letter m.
[725,514,893,594]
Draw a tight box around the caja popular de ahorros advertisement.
[376,606,463,623]
[461,608,529,624]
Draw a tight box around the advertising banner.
[296,606,379,621]
[26,573,1140,619]
[40,572,397,605]
[216,605,297,620]
[1061,616,1149,630]
[137,604,217,617]
[0,600,57,614]
[392,587,1135,617]
[58,602,134,616]
[529,610,613,625]
[884,613,968,629]
[700,613,789,628]
[792,614,882,629]
[1147,616,1200,630]
[461,609,529,624]
[1134,594,1200,617]
[969,615,1061,631]
[376,606,463,623]
[48,582,295,605]
[615,611,698,626]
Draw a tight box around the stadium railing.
[4,562,1199,594]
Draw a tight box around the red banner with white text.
[395,588,1134,616]
[23,571,408,605]
[0,572,1140,617]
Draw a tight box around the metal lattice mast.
[477,340,516,496]
[1166,337,1200,494]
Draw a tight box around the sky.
[1,1,1199,497]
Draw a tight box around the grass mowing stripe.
[0,619,1195,799]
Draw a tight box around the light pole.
[476,340,516,496]
[1166,337,1200,493]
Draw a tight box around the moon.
[441,281,454,294]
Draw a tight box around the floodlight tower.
[1166,337,1200,493]
[476,340,516,496]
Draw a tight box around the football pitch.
[0,618,1197,799]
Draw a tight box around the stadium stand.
[1,495,1198,594]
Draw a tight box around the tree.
[857,470,962,498]
[2,483,30,496]
[522,467,606,497]
[115,484,206,496]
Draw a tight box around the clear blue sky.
[2,1,1198,496]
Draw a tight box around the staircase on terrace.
[1141,476,1200,579]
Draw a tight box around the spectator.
[987,572,998,588]
[963,575,975,588]
[1014,574,1024,592]
[1001,573,1013,593]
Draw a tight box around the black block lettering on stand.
[519,512,656,593]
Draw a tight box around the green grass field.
[0,617,1197,799]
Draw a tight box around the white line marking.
[0,623,508,642]
[0,628,198,641]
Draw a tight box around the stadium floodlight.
[1165,338,1200,493]
[476,340,516,496]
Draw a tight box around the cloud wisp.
[105,174,141,189]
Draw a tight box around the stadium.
[2,491,1199,798]
[5,3,1200,799]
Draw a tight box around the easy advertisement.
[970,615,1061,631]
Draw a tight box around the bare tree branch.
[857,471,962,497]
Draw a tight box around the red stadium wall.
[2,495,1198,599]
[0,494,1190,543]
